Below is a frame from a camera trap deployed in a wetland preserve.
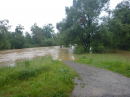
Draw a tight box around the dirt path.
[63,61,130,97]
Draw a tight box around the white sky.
[0,0,123,34]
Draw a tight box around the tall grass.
[0,56,78,97]
[75,54,130,77]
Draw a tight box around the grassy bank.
[0,56,78,97]
[75,53,130,77]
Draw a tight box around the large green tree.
[43,24,54,38]
[24,32,33,48]
[31,23,45,46]
[108,0,130,50]
[15,24,24,35]
[57,0,110,52]
[0,20,11,50]
[31,23,55,47]
[10,24,25,49]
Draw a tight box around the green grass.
[75,53,130,77]
[0,56,78,97]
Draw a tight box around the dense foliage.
[56,0,130,53]
[0,22,56,50]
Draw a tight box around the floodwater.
[1,46,130,67]
[0,46,75,67]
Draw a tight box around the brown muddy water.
[0,46,75,67]
[0,46,130,67]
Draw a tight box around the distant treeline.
[0,22,57,50]
[56,0,130,53]
[1,0,130,53]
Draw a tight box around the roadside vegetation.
[0,56,78,97]
[75,53,130,77]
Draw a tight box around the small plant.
[53,90,68,97]
[77,76,82,81]
[25,60,30,68]
[82,85,85,88]
[74,83,78,85]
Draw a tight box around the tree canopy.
[0,21,56,50]
[56,0,130,53]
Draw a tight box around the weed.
[53,90,68,97]
[25,60,30,68]
[77,76,82,81]
[74,83,78,85]
[82,85,85,88]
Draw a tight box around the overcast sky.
[0,0,123,34]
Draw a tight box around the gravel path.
[63,61,130,97]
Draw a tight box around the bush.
[44,38,55,46]
[74,45,85,54]
[92,44,105,53]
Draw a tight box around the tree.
[15,24,24,35]
[56,0,110,53]
[10,24,25,49]
[31,23,55,47]
[108,0,130,50]
[31,23,45,46]
[43,24,54,38]
[0,20,11,50]
[24,32,33,48]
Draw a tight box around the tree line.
[0,21,57,50]
[1,0,130,53]
[56,0,130,53]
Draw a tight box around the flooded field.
[0,46,75,67]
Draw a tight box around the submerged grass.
[75,53,130,77]
[0,56,78,97]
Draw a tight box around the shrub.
[92,44,105,53]
[74,45,85,54]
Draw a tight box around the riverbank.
[0,56,78,97]
[75,53,130,77]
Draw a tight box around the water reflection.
[0,46,75,67]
